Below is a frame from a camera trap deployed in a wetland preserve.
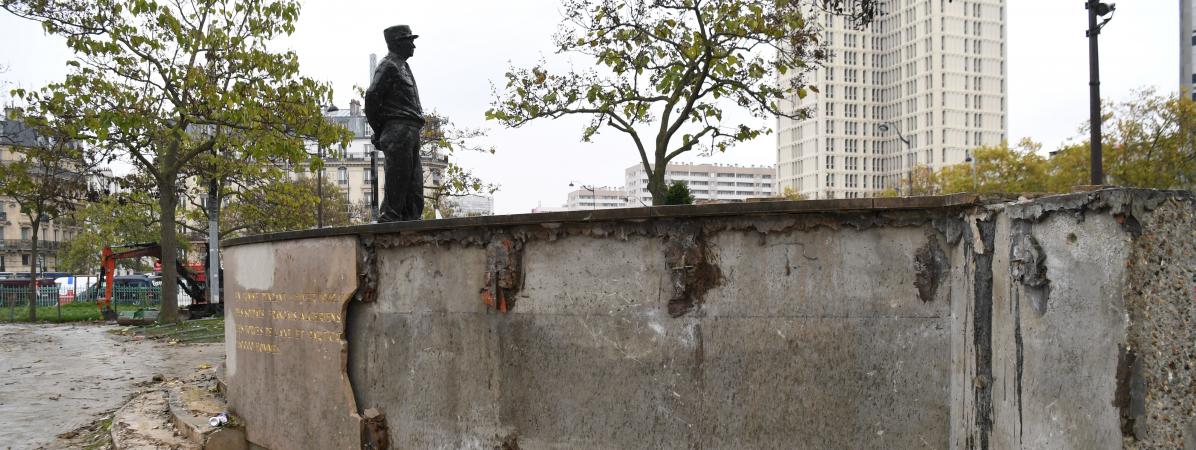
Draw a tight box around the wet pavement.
[0,323,220,449]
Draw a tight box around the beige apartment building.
[304,101,448,222]
[778,0,1008,199]
[0,120,81,274]
[0,198,75,274]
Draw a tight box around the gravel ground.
[0,323,221,450]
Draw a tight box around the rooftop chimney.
[349,99,361,117]
[4,105,23,120]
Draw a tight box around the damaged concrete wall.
[343,212,959,449]
[965,189,1196,450]
[221,189,1195,450]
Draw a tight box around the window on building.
[22,254,30,265]
[363,167,373,182]
[21,227,30,240]
[337,167,348,186]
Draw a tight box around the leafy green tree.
[901,164,941,196]
[939,139,1047,194]
[217,176,351,236]
[1103,89,1196,190]
[0,113,93,320]
[1039,91,1195,192]
[3,0,351,322]
[420,112,499,216]
[1042,142,1090,193]
[780,186,806,200]
[664,180,694,205]
[56,190,161,274]
[488,0,874,204]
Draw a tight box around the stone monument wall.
[222,189,1196,449]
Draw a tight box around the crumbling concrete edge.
[354,235,379,304]
[480,234,525,313]
[1008,221,1050,316]
[660,223,723,317]
[962,209,997,450]
[345,234,388,450]
[1000,190,1196,446]
[914,230,949,303]
[1004,188,1189,225]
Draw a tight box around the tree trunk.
[27,220,39,321]
[158,179,180,323]
[648,160,668,205]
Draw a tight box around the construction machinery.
[98,242,221,320]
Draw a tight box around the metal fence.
[0,286,60,308]
[1,285,170,318]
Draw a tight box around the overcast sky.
[0,1,1180,214]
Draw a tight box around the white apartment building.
[1183,0,1195,99]
[564,187,628,210]
[447,194,494,217]
[624,162,776,205]
[777,0,1008,199]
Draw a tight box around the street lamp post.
[316,146,324,228]
[1086,0,1116,186]
[965,150,978,192]
[878,122,912,196]
[568,181,598,211]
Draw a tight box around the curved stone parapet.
[221,189,1196,449]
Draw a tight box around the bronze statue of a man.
[365,25,424,222]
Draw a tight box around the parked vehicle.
[54,276,99,304]
[81,275,157,306]
[0,278,59,288]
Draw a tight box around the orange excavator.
[98,243,218,320]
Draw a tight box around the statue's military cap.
[384,25,418,42]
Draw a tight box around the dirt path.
[0,323,221,450]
